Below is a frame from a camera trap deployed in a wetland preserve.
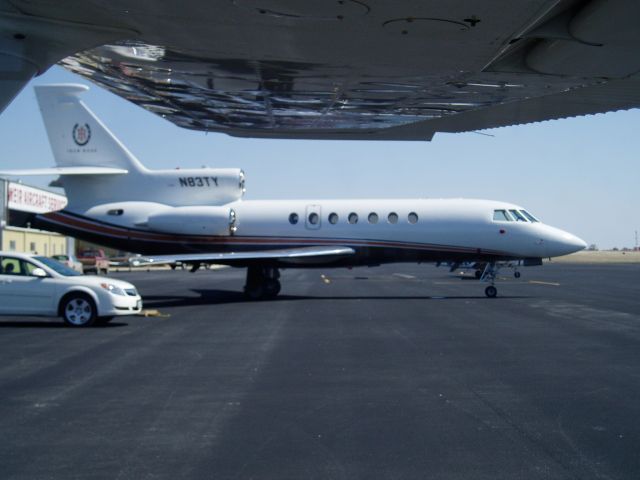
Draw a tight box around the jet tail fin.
[34,84,145,173]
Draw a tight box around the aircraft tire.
[244,283,265,301]
[484,286,497,298]
[264,279,281,299]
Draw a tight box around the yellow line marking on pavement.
[528,281,560,286]
[138,309,171,318]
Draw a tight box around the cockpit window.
[493,210,512,222]
[509,209,527,222]
[520,210,539,223]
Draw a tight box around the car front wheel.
[61,294,97,327]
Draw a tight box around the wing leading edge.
[131,246,356,267]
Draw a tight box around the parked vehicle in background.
[51,253,84,273]
[0,252,142,327]
[77,248,110,275]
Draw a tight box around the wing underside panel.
[134,246,356,267]
[6,0,635,140]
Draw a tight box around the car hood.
[57,275,137,291]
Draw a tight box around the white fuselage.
[229,198,584,260]
[38,197,586,265]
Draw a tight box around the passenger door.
[0,257,57,315]
[305,204,322,230]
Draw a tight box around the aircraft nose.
[549,230,587,256]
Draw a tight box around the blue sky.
[1,65,638,249]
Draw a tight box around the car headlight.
[100,283,126,296]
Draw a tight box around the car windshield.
[35,256,82,276]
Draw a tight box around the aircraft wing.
[131,246,356,267]
[3,1,640,139]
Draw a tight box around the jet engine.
[147,206,236,236]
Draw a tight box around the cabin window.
[509,209,527,222]
[521,210,539,223]
[408,212,418,224]
[348,213,358,224]
[387,212,398,224]
[29,242,36,252]
[9,240,16,251]
[368,212,379,224]
[308,212,319,225]
[107,209,124,216]
[328,213,339,224]
[493,210,512,222]
[289,213,299,225]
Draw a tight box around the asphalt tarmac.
[1,263,639,479]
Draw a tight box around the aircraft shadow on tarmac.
[141,289,529,308]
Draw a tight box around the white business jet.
[0,85,586,299]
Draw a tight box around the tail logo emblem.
[72,123,91,146]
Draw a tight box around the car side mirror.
[31,268,48,278]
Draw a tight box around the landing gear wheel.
[244,283,265,301]
[62,294,97,327]
[514,271,521,279]
[264,279,281,299]
[484,285,497,298]
[244,266,281,300]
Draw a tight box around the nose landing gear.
[484,285,497,298]
[244,266,281,300]
[480,262,500,298]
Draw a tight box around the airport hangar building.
[0,178,73,256]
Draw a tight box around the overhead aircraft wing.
[0,167,128,176]
[131,246,356,267]
[2,1,640,139]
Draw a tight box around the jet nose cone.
[565,233,587,252]
[557,232,587,255]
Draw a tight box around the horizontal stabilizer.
[0,167,128,176]
[131,246,355,266]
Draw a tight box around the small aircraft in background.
[0,85,586,299]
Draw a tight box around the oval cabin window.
[308,212,319,225]
[387,212,398,224]
[348,213,358,224]
[368,212,378,224]
[328,213,339,224]
[408,212,418,224]
[289,213,299,225]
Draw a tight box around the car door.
[0,257,57,315]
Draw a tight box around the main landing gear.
[244,266,281,300]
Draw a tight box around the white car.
[51,253,84,273]
[0,252,142,327]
